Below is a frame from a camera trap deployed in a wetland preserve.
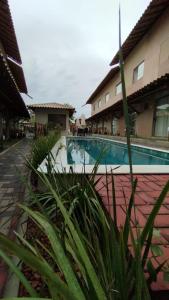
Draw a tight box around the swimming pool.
[39,136,169,174]
[67,137,169,165]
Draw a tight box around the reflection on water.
[67,138,169,165]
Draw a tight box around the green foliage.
[29,131,60,170]
[0,166,169,299]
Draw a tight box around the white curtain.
[155,97,169,137]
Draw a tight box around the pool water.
[67,137,169,165]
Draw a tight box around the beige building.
[75,114,86,129]
[86,0,169,138]
[28,103,75,134]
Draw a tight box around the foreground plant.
[0,166,169,299]
[29,131,60,170]
[0,4,169,300]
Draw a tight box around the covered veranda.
[86,74,169,139]
[0,53,29,148]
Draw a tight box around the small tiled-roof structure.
[110,0,169,65]
[28,102,75,110]
[28,102,75,117]
[0,0,27,93]
[87,73,169,121]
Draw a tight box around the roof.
[28,102,75,110]
[7,58,27,93]
[8,59,28,94]
[0,54,29,118]
[0,0,21,64]
[110,0,169,66]
[87,73,169,121]
[86,66,119,104]
[0,0,28,93]
[86,0,169,106]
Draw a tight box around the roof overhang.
[0,0,28,94]
[0,53,29,118]
[86,66,119,104]
[87,73,169,122]
[110,0,169,66]
[0,0,21,64]
[7,58,27,93]
[28,104,75,117]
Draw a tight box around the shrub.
[29,131,60,170]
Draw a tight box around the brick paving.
[95,174,169,292]
[0,139,31,297]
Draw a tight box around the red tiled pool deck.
[95,174,169,293]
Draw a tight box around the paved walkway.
[0,138,31,296]
[95,174,169,292]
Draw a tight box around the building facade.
[75,114,86,129]
[28,103,75,134]
[0,0,28,143]
[86,0,169,139]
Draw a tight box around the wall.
[34,109,70,133]
[135,102,155,138]
[118,117,125,136]
[91,7,169,117]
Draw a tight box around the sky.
[9,0,151,118]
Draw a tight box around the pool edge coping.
[38,135,169,174]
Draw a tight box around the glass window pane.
[116,82,122,95]
[133,61,144,82]
[155,96,169,137]
[105,93,110,103]
[137,62,144,80]
[98,99,101,108]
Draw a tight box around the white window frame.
[116,82,122,95]
[133,61,144,82]
[105,93,110,104]
[98,99,102,108]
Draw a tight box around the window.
[116,82,122,95]
[98,99,102,108]
[105,93,110,103]
[133,61,144,82]
[93,104,95,111]
[154,96,169,137]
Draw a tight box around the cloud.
[10,0,151,117]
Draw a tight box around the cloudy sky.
[9,0,150,117]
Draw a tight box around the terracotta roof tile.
[0,0,28,93]
[110,0,169,65]
[28,102,75,110]
[0,0,21,64]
